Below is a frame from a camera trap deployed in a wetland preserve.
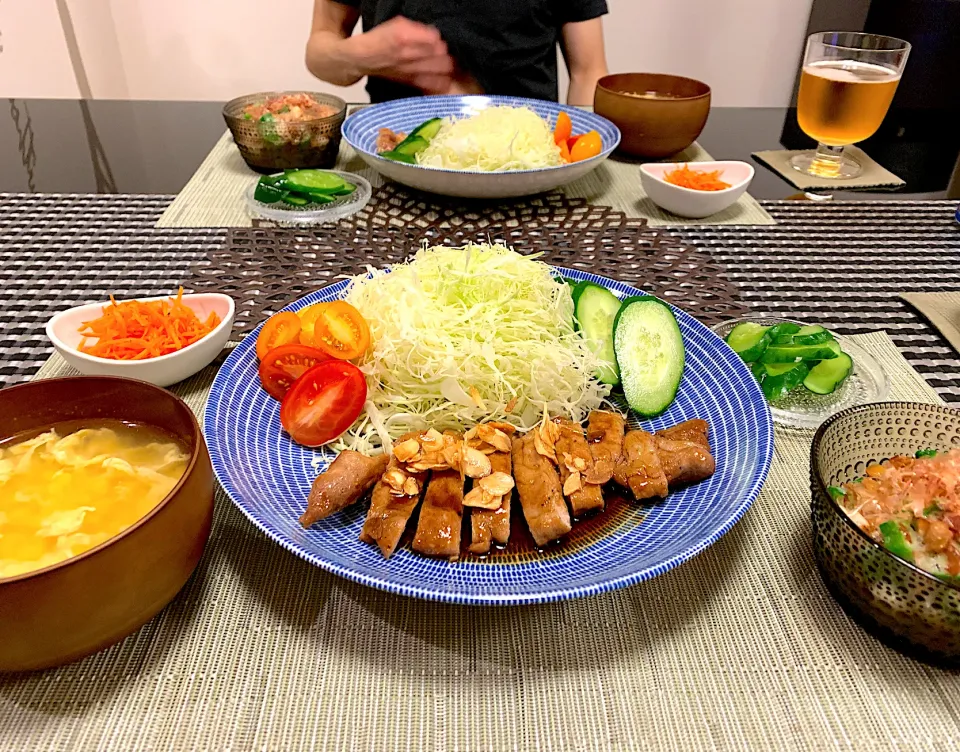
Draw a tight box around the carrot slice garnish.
[662,164,732,191]
[77,288,221,360]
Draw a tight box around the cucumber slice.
[254,181,284,204]
[613,296,685,417]
[394,135,429,157]
[281,194,310,206]
[408,117,443,141]
[761,342,840,363]
[773,325,832,346]
[766,322,800,340]
[330,183,357,197]
[761,361,809,402]
[794,325,832,345]
[802,351,852,394]
[725,322,769,363]
[573,281,621,385]
[308,193,335,205]
[381,150,416,164]
[282,170,346,194]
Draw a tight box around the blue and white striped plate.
[342,95,621,199]
[205,268,773,605]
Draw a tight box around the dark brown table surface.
[1,99,956,199]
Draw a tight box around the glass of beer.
[792,32,910,179]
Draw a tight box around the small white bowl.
[639,160,754,219]
[46,293,235,387]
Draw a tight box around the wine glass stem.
[809,143,845,178]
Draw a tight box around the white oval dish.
[639,160,754,219]
[46,293,235,387]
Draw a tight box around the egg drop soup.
[0,421,189,578]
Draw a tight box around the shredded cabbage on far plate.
[416,106,563,172]
[336,243,610,453]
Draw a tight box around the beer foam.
[804,60,900,83]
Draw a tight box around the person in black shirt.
[305,0,609,104]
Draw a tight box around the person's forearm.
[567,68,606,106]
[305,30,364,87]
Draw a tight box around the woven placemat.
[156,130,774,229]
[2,331,957,752]
[900,292,960,356]
[180,198,749,333]
[753,146,906,191]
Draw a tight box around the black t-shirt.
[333,0,608,102]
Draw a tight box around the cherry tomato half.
[280,360,367,447]
[305,301,371,360]
[297,303,326,346]
[256,312,301,361]
[257,344,331,401]
[554,111,572,145]
[570,130,602,162]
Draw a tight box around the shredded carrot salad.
[663,165,732,191]
[77,288,221,361]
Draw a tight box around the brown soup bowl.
[0,376,214,671]
[594,73,711,158]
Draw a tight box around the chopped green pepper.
[923,503,941,516]
[916,448,938,459]
[879,520,914,562]
[827,486,846,501]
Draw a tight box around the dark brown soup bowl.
[811,402,960,664]
[594,73,711,158]
[0,376,214,671]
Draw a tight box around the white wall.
[0,0,812,106]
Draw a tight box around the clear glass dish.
[244,170,372,226]
[711,316,890,430]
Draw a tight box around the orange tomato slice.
[307,301,371,360]
[554,111,572,145]
[558,140,572,163]
[297,303,327,346]
[570,130,602,162]
[256,311,301,360]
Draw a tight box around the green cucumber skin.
[803,352,853,395]
[761,342,840,364]
[613,295,685,418]
[409,117,443,141]
[381,150,416,164]
[573,282,621,385]
[761,361,809,402]
[282,169,347,194]
[725,322,769,363]
[766,323,800,341]
[393,136,429,157]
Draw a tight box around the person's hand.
[349,17,455,94]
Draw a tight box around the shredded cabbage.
[337,244,610,453]
[416,106,563,172]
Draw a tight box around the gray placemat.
[3,332,958,752]
[157,131,774,229]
